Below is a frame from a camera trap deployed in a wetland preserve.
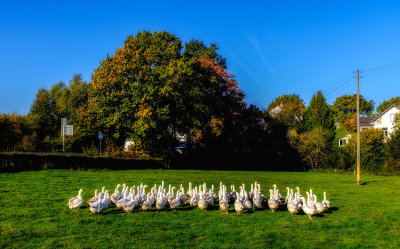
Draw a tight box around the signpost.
[98,134,103,156]
[61,118,73,152]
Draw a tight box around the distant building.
[268,103,302,124]
[371,105,400,137]
[268,103,283,118]
[338,104,400,146]
[124,140,135,152]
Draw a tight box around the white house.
[339,104,400,146]
[371,104,400,137]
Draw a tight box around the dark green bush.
[346,128,385,172]
[326,145,353,170]
[0,153,163,172]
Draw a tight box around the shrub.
[381,157,400,175]
[82,143,99,157]
[385,129,400,160]
[298,127,331,170]
[326,145,353,170]
[346,128,385,172]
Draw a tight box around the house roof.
[359,116,376,126]
[372,104,400,124]
[353,105,400,127]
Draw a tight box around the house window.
[382,128,388,138]
[390,114,395,122]
[339,138,347,146]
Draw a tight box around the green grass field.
[1,169,399,248]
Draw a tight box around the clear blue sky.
[1,1,400,114]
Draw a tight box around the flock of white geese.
[68,182,331,219]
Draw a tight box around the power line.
[362,63,400,72]
[363,65,400,73]
[323,72,353,93]
[324,77,355,100]
[362,68,400,77]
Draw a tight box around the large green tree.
[79,31,244,156]
[376,97,400,114]
[28,74,89,151]
[49,74,89,124]
[332,94,374,124]
[28,88,57,138]
[303,91,335,133]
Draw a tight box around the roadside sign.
[61,118,68,127]
[98,134,103,156]
[65,125,73,136]
[61,118,72,152]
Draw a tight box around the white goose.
[252,189,263,209]
[68,189,84,209]
[285,187,290,203]
[115,187,130,209]
[243,192,252,210]
[210,185,217,200]
[110,184,121,204]
[322,192,331,209]
[187,182,193,198]
[300,197,317,220]
[295,187,303,202]
[189,189,198,207]
[90,193,105,214]
[87,189,98,206]
[268,189,279,213]
[287,193,301,215]
[234,192,244,214]
[142,194,152,211]
[206,192,214,206]
[156,191,166,211]
[197,189,208,211]
[123,194,137,213]
[101,190,110,209]
[313,194,325,213]
[170,191,181,209]
[219,186,229,214]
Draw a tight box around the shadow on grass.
[360,181,377,185]
[325,207,339,213]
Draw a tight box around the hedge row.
[0,153,164,172]
[0,151,304,172]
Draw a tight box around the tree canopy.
[332,94,374,125]
[376,97,400,114]
[267,94,305,130]
[303,91,335,133]
[79,31,244,156]
[29,74,88,136]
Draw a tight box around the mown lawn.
[0,169,399,248]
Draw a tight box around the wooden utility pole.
[356,69,361,185]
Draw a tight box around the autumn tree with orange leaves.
[77,31,244,156]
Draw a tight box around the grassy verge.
[1,170,399,248]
